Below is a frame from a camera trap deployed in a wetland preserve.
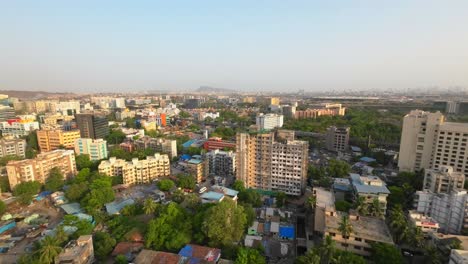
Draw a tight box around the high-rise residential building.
[423,166,465,193]
[13,100,57,114]
[398,110,468,174]
[98,154,170,185]
[0,119,39,137]
[350,174,390,216]
[37,129,81,152]
[414,189,468,234]
[0,106,16,122]
[134,136,177,158]
[295,103,345,119]
[0,138,26,158]
[75,138,108,161]
[414,166,468,234]
[206,150,236,177]
[282,105,296,119]
[270,97,280,106]
[255,113,284,130]
[55,235,94,264]
[6,149,76,189]
[75,113,109,139]
[326,126,350,152]
[236,130,308,196]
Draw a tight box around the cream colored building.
[399,110,468,175]
[37,129,81,152]
[6,150,76,189]
[0,138,26,158]
[236,130,308,196]
[423,166,465,193]
[55,235,94,264]
[98,154,170,185]
[313,187,394,257]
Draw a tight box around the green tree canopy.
[202,199,247,247]
[13,181,42,205]
[370,242,403,264]
[0,200,6,215]
[235,247,266,264]
[157,179,175,191]
[145,203,192,251]
[177,174,196,190]
[93,232,117,260]
[106,129,127,144]
[45,167,64,192]
[327,159,351,178]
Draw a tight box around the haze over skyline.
[1,1,467,93]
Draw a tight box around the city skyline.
[1,1,468,92]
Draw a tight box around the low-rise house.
[408,210,440,233]
[350,173,390,216]
[105,199,135,215]
[55,235,94,264]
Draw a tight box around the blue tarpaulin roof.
[182,139,197,148]
[279,226,295,239]
[180,154,192,161]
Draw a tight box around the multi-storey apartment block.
[75,138,108,161]
[236,130,308,196]
[423,166,465,193]
[6,149,77,189]
[0,119,39,137]
[326,126,350,152]
[399,110,468,174]
[206,150,236,177]
[98,154,170,185]
[350,174,390,216]
[0,138,26,158]
[255,113,284,130]
[37,129,81,152]
[294,103,345,119]
[313,187,394,257]
[134,136,177,158]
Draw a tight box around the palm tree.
[411,226,425,248]
[424,245,442,264]
[35,235,62,264]
[388,205,407,243]
[354,196,368,215]
[143,198,157,215]
[338,214,353,251]
[319,235,336,264]
[369,198,383,218]
[307,196,317,211]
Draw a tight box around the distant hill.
[0,90,75,99]
[195,86,236,93]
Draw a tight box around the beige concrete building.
[236,130,308,196]
[0,138,26,158]
[37,129,81,152]
[326,126,350,152]
[99,154,170,185]
[295,103,345,119]
[350,173,390,216]
[55,235,94,264]
[6,150,76,189]
[399,110,468,175]
[424,166,465,193]
[313,187,394,257]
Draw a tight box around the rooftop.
[325,211,393,244]
[105,198,135,215]
[200,191,224,201]
[350,173,390,195]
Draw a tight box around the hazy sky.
[1,1,467,93]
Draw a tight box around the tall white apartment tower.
[399,110,468,175]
